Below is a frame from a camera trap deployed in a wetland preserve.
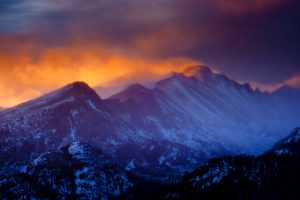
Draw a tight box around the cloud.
[1,0,289,56]
[1,0,298,61]
[209,0,287,14]
[248,73,300,92]
[247,81,283,92]
[0,0,299,106]
[0,37,200,107]
[285,74,300,88]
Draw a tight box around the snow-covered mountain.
[269,127,300,155]
[0,82,135,177]
[0,81,199,179]
[0,142,132,199]
[1,65,300,181]
[174,128,300,199]
[108,66,300,156]
[175,154,300,199]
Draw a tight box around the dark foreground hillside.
[169,128,300,200]
[2,129,300,199]
[171,154,300,200]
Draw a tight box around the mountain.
[106,83,211,177]
[273,85,300,99]
[272,85,300,118]
[172,128,300,200]
[1,65,300,198]
[0,81,201,180]
[0,82,135,177]
[0,142,132,199]
[269,127,300,155]
[174,155,300,200]
[1,66,300,182]
[108,65,300,156]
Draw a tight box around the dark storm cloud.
[185,0,300,83]
[0,0,299,83]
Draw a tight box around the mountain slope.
[174,155,300,200]
[0,82,135,177]
[1,66,300,181]
[106,83,228,176]
[107,65,300,157]
[0,81,203,180]
[269,127,300,155]
[0,142,132,199]
[172,128,300,200]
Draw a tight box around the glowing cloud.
[0,0,299,107]
[285,74,300,88]
[0,43,200,107]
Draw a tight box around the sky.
[0,0,300,107]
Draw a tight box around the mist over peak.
[182,65,213,80]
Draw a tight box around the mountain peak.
[182,65,213,81]
[109,83,153,103]
[67,81,91,90]
[61,81,96,95]
[1,81,102,114]
[125,83,151,92]
[44,81,100,100]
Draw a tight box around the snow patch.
[33,155,46,166]
[87,100,102,113]
[19,165,27,173]
[125,160,135,170]
[192,160,230,189]
[275,149,290,155]
[74,167,99,198]
[68,142,85,156]
[158,155,166,165]
[70,127,77,141]
[71,109,79,117]
[293,130,300,142]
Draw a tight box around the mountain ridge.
[173,128,300,200]
[0,142,133,199]
[1,65,300,181]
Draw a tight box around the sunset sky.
[0,0,300,107]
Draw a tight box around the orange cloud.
[0,40,200,107]
[247,73,300,92]
[285,74,300,88]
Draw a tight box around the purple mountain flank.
[0,82,133,175]
[1,66,300,180]
[108,65,300,154]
